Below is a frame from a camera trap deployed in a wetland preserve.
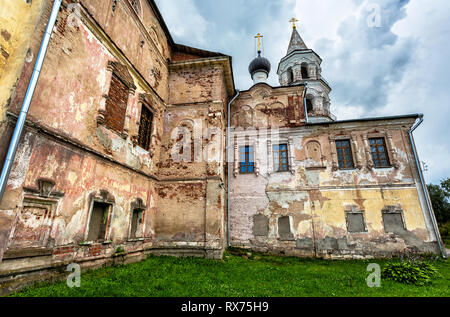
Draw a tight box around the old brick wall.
[230,84,439,258]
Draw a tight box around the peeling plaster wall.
[230,84,440,258]
[0,0,231,291]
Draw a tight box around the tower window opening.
[301,64,308,79]
[287,67,294,84]
[306,97,313,113]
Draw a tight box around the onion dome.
[248,51,271,77]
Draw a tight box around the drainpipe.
[409,115,446,258]
[0,0,63,202]
[303,83,309,125]
[226,90,240,247]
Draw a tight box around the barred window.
[240,146,254,174]
[273,144,289,172]
[336,140,354,169]
[138,104,153,151]
[370,138,390,168]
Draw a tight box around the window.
[278,216,294,240]
[138,104,153,151]
[105,74,129,133]
[301,64,308,79]
[369,138,390,168]
[130,209,144,239]
[382,209,406,234]
[273,144,289,172]
[287,67,294,84]
[239,146,254,174]
[87,202,111,242]
[336,140,354,169]
[306,97,313,113]
[346,211,366,233]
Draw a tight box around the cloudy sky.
[155,0,450,184]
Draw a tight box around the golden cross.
[254,33,263,52]
[289,17,299,29]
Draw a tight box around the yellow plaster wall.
[0,0,45,120]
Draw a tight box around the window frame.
[335,139,355,170]
[104,73,129,134]
[273,143,290,172]
[85,201,113,243]
[239,145,255,174]
[369,137,391,168]
[345,210,368,233]
[137,102,154,151]
[382,208,406,233]
[129,208,144,240]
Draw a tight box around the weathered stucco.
[229,84,441,258]
[0,0,232,294]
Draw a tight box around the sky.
[154,0,450,184]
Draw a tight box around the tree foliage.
[427,178,450,225]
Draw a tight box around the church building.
[0,0,444,294]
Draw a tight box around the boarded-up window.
[336,140,354,169]
[278,216,294,240]
[87,202,111,242]
[346,212,366,233]
[382,211,405,234]
[273,144,289,172]
[105,74,128,133]
[253,214,269,237]
[129,209,144,239]
[370,138,390,168]
[138,104,153,151]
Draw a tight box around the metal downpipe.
[409,116,446,258]
[0,0,63,202]
[226,90,240,247]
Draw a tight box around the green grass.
[10,251,450,297]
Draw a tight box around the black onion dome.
[248,51,271,76]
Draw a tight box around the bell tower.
[277,19,335,122]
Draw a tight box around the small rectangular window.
[130,209,144,239]
[369,138,390,168]
[336,140,354,169]
[278,216,294,240]
[239,146,254,174]
[382,211,406,234]
[346,211,366,233]
[273,144,289,172]
[87,202,111,242]
[138,104,153,151]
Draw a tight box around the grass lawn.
[10,251,450,297]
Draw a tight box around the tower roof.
[248,51,271,77]
[287,27,308,55]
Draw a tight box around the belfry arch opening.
[301,63,309,79]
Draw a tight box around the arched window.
[287,67,294,84]
[301,63,309,79]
